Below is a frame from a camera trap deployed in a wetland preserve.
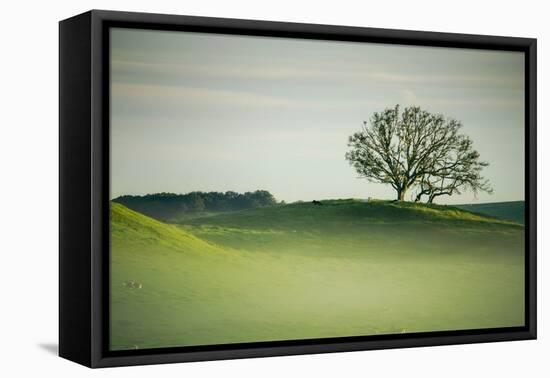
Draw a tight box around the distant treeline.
[113,190,277,222]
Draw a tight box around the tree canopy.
[345,105,492,202]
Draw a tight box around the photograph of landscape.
[109,27,526,351]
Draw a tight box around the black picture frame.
[59,9,537,368]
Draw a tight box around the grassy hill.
[181,200,522,256]
[110,200,525,351]
[454,201,525,225]
[184,199,519,230]
[111,202,223,254]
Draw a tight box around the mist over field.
[110,200,524,350]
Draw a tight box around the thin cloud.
[112,59,334,80]
[398,90,523,109]
[368,71,523,89]
[111,82,388,113]
[112,82,297,109]
[112,59,523,91]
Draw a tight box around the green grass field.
[110,200,525,351]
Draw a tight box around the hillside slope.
[110,201,525,351]
[177,200,523,259]
[184,199,520,229]
[111,202,223,254]
[455,201,525,225]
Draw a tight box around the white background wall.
[0,0,546,376]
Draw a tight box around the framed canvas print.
[59,10,537,368]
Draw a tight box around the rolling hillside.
[111,202,223,254]
[181,199,522,255]
[184,199,519,229]
[454,201,525,225]
[110,200,525,351]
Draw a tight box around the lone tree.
[345,105,492,202]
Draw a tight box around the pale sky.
[110,27,525,204]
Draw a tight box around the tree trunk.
[397,188,407,201]
[428,194,435,204]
